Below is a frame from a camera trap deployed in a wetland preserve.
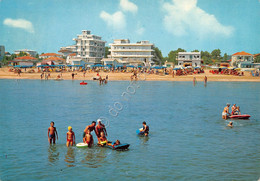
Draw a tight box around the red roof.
[44,56,65,61]
[232,51,252,56]
[40,53,62,57]
[68,53,76,56]
[254,53,260,57]
[15,56,37,60]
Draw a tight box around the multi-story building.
[231,51,253,67]
[0,45,5,61]
[14,49,38,57]
[177,52,202,67]
[39,53,63,59]
[73,30,106,64]
[108,39,154,66]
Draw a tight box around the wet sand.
[0,67,259,82]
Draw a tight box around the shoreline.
[0,68,260,82]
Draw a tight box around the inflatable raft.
[80,81,88,85]
[76,142,89,148]
[99,141,130,150]
[229,114,251,119]
[136,129,144,135]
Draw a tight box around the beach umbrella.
[137,65,143,68]
[126,65,135,68]
[173,67,180,70]
[161,66,167,68]
[14,65,21,68]
[221,67,228,69]
[116,65,124,68]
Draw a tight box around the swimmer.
[83,121,97,139]
[222,103,230,119]
[140,121,149,136]
[227,121,233,128]
[47,121,58,144]
[66,126,75,147]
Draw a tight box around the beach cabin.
[9,56,38,66]
[177,52,203,67]
[231,51,253,68]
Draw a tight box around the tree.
[105,46,110,58]
[18,51,28,57]
[201,51,212,65]
[211,49,221,60]
[223,53,228,61]
[192,49,199,52]
[152,46,164,65]
[254,55,260,63]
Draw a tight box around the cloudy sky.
[0,0,259,56]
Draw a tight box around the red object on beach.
[229,114,251,119]
[80,82,88,85]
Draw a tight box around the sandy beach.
[0,67,259,82]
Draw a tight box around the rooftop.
[232,51,252,56]
[40,53,62,57]
[15,56,37,60]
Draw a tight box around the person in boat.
[222,103,230,119]
[234,106,241,115]
[83,121,97,139]
[98,131,107,146]
[106,140,121,148]
[140,121,149,136]
[66,126,75,147]
[231,104,237,115]
[83,129,93,147]
[95,119,107,138]
[47,121,58,144]
[227,121,233,128]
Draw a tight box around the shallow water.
[0,79,259,180]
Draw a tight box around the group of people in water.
[222,103,242,128]
[47,120,149,147]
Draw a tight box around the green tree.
[152,46,164,65]
[254,55,260,63]
[201,51,212,65]
[192,49,199,52]
[104,46,110,58]
[211,49,221,60]
[223,53,228,61]
[18,51,28,57]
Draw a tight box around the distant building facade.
[39,53,62,59]
[14,49,38,57]
[0,45,5,61]
[73,30,106,64]
[231,51,253,68]
[58,45,76,57]
[109,39,154,66]
[177,52,202,67]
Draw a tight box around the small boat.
[80,81,88,85]
[98,141,130,150]
[229,114,251,119]
[76,142,89,148]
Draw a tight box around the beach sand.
[0,67,259,82]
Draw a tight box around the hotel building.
[177,52,203,67]
[14,49,38,57]
[73,30,106,64]
[108,39,154,66]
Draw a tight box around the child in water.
[47,121,58,144]
[227,121,233,128]
[98,132,107,146]
[83,129,93,147]
[66,126,75,147]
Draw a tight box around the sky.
[0,0,259,56]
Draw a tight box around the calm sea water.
[0,79,259,180]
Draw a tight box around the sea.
[0,79,259,180]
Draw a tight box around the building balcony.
[110,55,153,58]
[109,49,153,52]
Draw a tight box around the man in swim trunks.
[222,103,230,119]
[83,121,97,139]
[66,126,75,147]
[95,119,107,138]
[140,121,149,136]
[83,129,93,147]
[47,121,58,144]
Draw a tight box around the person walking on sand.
[66,126,75,147]
[47,121,58,144]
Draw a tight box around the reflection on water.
[48,145,59,165]
[81,146,108,168]
[64,147,75,167]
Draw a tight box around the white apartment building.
[73,30,106,64]
[14,49,38,57]
[177,52,202,67]
[109,39,154,66]
[58,45,76,57]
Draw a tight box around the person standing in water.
[140,121,149,136]
[66,126,75,147]
[83,129,94,147]
[96,119,107,138]
[222,103,230,119]
[83,121,97,139]
[47,121,58,144]
[204,76,207,84]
